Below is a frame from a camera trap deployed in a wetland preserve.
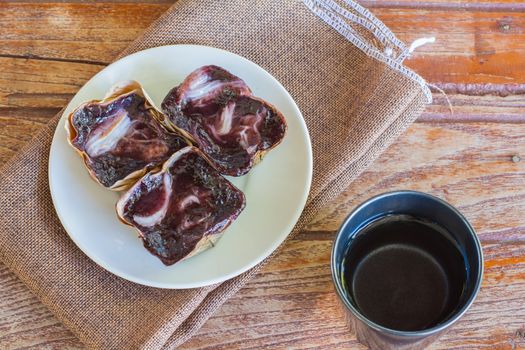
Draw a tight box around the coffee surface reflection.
[342,215,467,332]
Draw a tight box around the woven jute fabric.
[0,0,428,348]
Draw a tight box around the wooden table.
[1,1,524,349]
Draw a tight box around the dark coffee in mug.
[332,191,483,349]
[342,214,467,332]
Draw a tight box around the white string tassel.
[402,37,453,115]
[397,36,435,62]
[428,83,454,115]
[408,37,435,54]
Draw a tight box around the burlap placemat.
[0,0,430,348]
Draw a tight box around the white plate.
[49,45,312,289]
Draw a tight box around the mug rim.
[331,190,484,338]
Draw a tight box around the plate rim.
[48,44,313,288]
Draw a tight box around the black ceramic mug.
[332,191,483,349]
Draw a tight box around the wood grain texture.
[0,0,524,349]
[0,3,167,64]
[0,54,522,163]
[1,3,525,84]
[0,266,83,349]
[180,122,525,350]
[1,122,524,349]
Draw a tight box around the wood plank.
[183,121,525,349]
[5,0,171,3]
[1,92,522,166]
[1,55,521,163]
[0,112,51,165]
[0,3,168,64]
[308,122,525,241]
[0,57,102,163]
[0,68,523,165]
[4,0,523,5]
[381,9,525,84]
[0,266,82,349]
[182,241,525,350]
[421,92,525,123]
[0,57,101,109]
[0,1,524,349]
[362,0,525,11]
[2,56,523,114]
[1,121,524,348]
[1,3,525,85]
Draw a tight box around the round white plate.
[49,45,312,289]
